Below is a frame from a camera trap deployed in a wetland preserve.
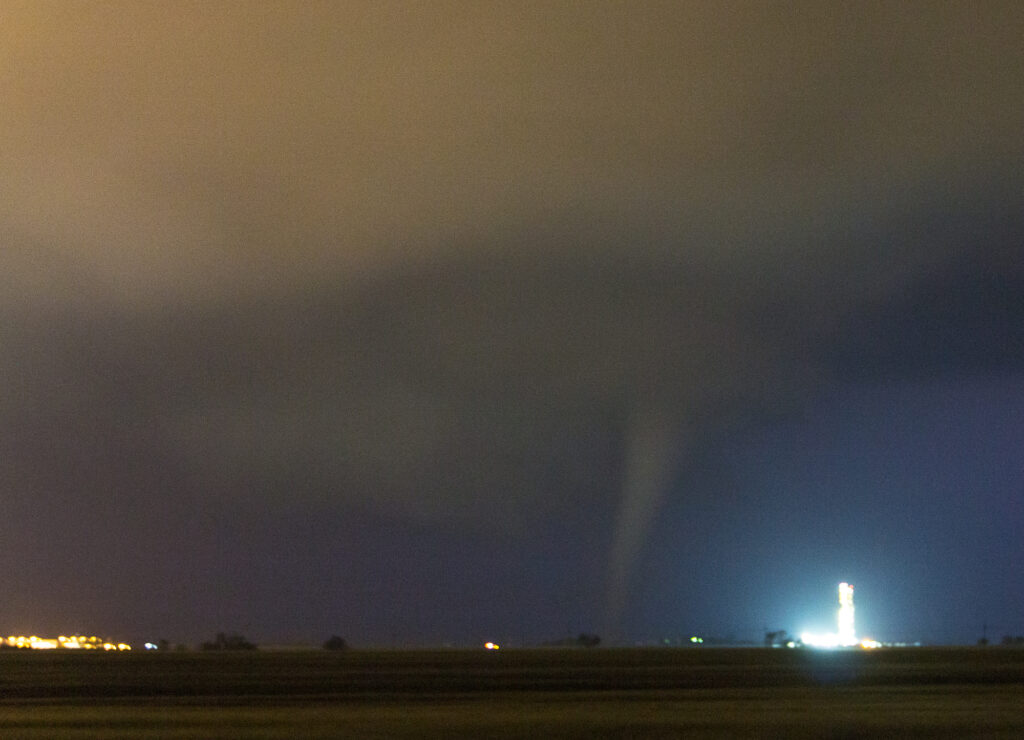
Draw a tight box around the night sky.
[2,2,1022,647]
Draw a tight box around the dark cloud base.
[4,186,1022,643]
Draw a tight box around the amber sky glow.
[1,2,1022,645]
[5,2,1019,307]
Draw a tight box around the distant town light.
[484,641,500,650]
[1,634,130,651]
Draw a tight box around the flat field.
[1,647,1023,738]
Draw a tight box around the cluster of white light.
[800,632,881,650]
[2,635,130,651]
[799,631,844,649]
[799,582,880,649]
[837,582,856,646]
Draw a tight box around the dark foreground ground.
[1,647,1023,738]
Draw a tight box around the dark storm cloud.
[2,2,1023,641]
[828,209,1024,380]
[4,250,799,522]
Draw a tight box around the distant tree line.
[201,632,257,651]
[323,635,349,651]
[541,633,601,648]
[195,633,354,651]
[978,635,1024,647]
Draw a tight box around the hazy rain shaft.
[2,2,1023,644]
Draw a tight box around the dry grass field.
[1,647,1022,738]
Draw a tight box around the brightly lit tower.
[837,582,856,646]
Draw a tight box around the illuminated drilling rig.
[801,581,880,649]
[837,582,856,646]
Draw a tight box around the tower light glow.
[838,582,856,647]
[800,581,878,649]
